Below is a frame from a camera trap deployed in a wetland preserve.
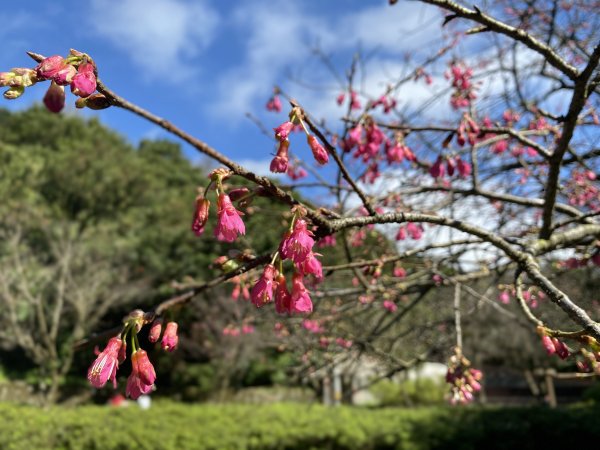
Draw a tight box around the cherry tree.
[2,0,600,405]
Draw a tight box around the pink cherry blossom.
[307,135,329,165]
[250,264,276,307]
[280,218,315,263]
[214,193,245,242]
[290,273,313,313]
[87,337,123,389]
[161,322,179,352]
[270,139,289,173]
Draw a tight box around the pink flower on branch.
[71,62,97,98]
[148,319,163,343]
[214,193,245,242]
[275,273,292,314]
[307,135,329,165]
[274,121,295,141]
[35,55,65,80]
[191,196,210,236]
[270,139,290,173]
[161,322,179,352]
[126,349,156,400]
[266,94,282,112]
[280,218,315,264]
[250,264,276,307]
[87,337,123,389]
[43,82,65,113]
[290,272,313,313]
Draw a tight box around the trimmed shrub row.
[2,402,600,450]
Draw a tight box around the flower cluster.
[190,169,246,243]
[248,207,322,315]
[270,108,329,174]
[446,62,477,109]
[265,91,282,112]
[445,348,483,405]
[336,90,361,110]
[1,50,108,114]
[87,312,179,400]
[537,327,569,359]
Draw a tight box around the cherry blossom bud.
[148,319,163,343]
[228,187,250,202]
[126,349,155,399]
[161,322,179,352]
[53,64,76,86]
[191,196,210,237]
[43,82,65,113]
[541,335,555,355]
[35,55,65,79]
[429,156,445,178]
[3,86,24,100]
[307,135,329,165]
[75,93,111,110]
[71,62,97,98]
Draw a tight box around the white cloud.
[89,0,219,81]
[211,1,442,120]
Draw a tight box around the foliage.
[370,378,446,407]
[1,402,600,450]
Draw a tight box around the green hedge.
[2,402,600,450]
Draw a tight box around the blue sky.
[0,0,443,174]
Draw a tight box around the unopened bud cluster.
[1,49,109,113]
[445,348,483,405]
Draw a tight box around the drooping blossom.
[43,82,65,113]
[290,272,313,313]
[266,94,282,112]
[214,193,245,242]
[270,139,289,173]
[274,273,292,314]
[429,156,445,178]
[161,322,179,352]
[250,264,276,307]
[274,121,295,141]
[287,164,307,180]
[307,135,329,165]
[71,62,96,98]
[191,196,210,236]
[297,252,323,280]
[87,337,123,389]
[336,92,345,105]
[148,319,163,343]
[126,349,156,399]
[280,218,315,263]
